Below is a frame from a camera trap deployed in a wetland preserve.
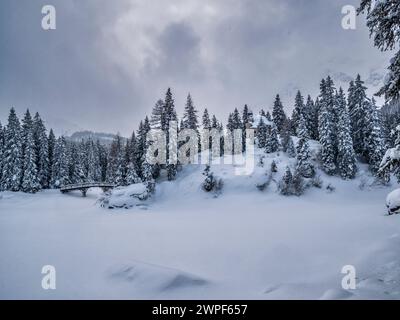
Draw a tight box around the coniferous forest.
[0,75,399,195]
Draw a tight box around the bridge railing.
[60,182,116,190]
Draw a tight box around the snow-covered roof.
[250,114,273,127]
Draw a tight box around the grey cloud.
[0,0,392,136]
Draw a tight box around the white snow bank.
[100,183,149,209]
[386,188,400,214]
[108,261,208,295]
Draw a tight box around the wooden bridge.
[60,183,116,197]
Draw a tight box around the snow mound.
[319,288,354,300]
[386,188,400,214]
[100,183,149,209]
[108,261,209,294]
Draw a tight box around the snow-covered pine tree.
[305,95,318,140]
[150,99,164,129]
[0,121,3,187]
[211,115,219,129]
[162,89,178,181]
[125,161,141,185]
[291,91,305,135]
[364,98,385,172]
[21,129,40,193]
[256,117,267,148]
[242,104,252,152]
[47,129,56,185]
[292,169,306,196]
[311,97,321,141]
[87,139,101,183]
[348,75,368,156]
[296,139,315,178]
[202,108,211,130]
[358,0,400,103]
[266,111,272,122]
[318,79,337,175]
[265,124,279,153]
[51,136,70,188]
[336,88,357,179]
[33,113,50,189]
[21,109,33,157]
[182,94,199,130]
[297,113,309,140]
[232,108,242,130]
[379,124,400,182]
[1,108,23,191]
[271,160,278,173]
[279,166,293,195]
[286,136,296,158]
[272,94,287,133]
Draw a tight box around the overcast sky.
[0,0,391,136]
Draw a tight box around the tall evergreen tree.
[272,94,287,133]
[150,99,164,129]
[182,94,199,130]
[48,129,56,185]
[1,108,23,191]
[202,108,211,129]
[265,124,279,153]
[33,113,50,188]
[296,139,314,178]
[21,129,40,193]
[256,117,267,148]
[51,136,69,188]
[336,88,357,179]
[291,91,305,135]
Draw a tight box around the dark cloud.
[0,0,391,136]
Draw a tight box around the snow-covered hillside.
[1,147,400,300]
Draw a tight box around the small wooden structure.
[60,183,116,197]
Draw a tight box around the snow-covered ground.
[1,150,400,299]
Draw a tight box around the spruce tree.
[51,136,69,188]
[286,136,296,158]
[202,108,211,129]
[279,166,293,195]
[1,108,23,191]
[182,93,199,130]
[256,117,267,148]
[150,99,164,129]
[48,129,56,185]
[364,99,385,172]
[291,91,305,135]
[265,124,279,153]
[21,129,40,193]
[272,94,287,133]
[296,139,314,178]
[336,88,357,179]
[33,113,50,188]
[319,79,337,175]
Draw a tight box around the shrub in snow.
[292,170,306,196]
[279,166,293,196]
[256,173,272,191]
[202,165,223,195]
[270,160,278,173]
[310,175,323,189]
[386,188,400,215]
[326,183,335,193]
[296,139,315,178]
[257,155,265,167]
[286,137,296,158]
